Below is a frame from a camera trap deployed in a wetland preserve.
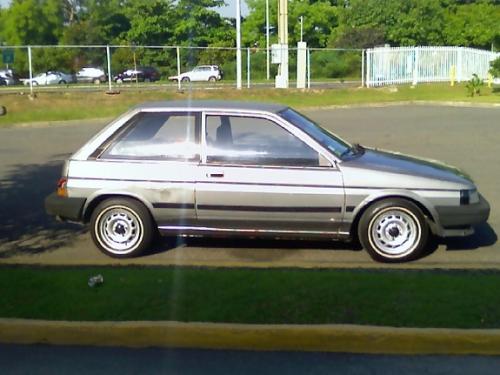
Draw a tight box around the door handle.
[207,173,224,178]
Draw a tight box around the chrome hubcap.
[369,207,420,257]
[97,207,143,254]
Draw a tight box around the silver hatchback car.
[45,101,490,262]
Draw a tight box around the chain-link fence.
[0,44,365,93]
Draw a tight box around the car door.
[196,112,345,234]
[89,110,201,228]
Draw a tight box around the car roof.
[134,100,289,114]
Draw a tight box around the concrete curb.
[2,319,500,355]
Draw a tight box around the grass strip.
[0,83,498,126]
[1,265,500,329]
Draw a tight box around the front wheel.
[208,76,216,82]
[181,77,190,83]
[358,199,429,263]
[90,198,155,258]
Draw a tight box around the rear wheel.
[208,76,216,82]
[93,78,101,85]
[90,198,155,258]
[181,77,190,83]
[58,80,67,84]
[358,198,428,263]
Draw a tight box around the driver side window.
[206,115,321,167]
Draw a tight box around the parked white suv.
[76,67,107,84]
[169,65,223,82]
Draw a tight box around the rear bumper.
[45,192,86,222]
[435,194,490,235]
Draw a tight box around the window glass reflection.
[206,115,320,167]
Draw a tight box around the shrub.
[466,73,483,97]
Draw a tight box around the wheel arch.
[82,192,155,224]
[349,192,438,240]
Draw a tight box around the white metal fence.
[0,44,364,94]
[2,44,498,92]
[366,46,499,87]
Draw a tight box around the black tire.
[358,198,429,263]
[93,78,101,85]
[181,77,190,82]
[58,80,66,84]
[208,76,216,82]
[90,197,155,258]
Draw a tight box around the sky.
[0,0,250,17]
[218,0,250,18]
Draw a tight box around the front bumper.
[45,192,86,222]
[435,194,490,234]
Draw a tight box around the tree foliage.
[243,0,338,48]
[0,0,499,77]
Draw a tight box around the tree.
[242,0,338,49]
[173,0,232,47]
[444,1,500,49]
[329,26,385,48]
[339,0,446,46]
[490,56,500,78]
[0,0,65,45]
[121,0,176,46]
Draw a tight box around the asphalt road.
[2,344,500,375]
[0,104,498,268]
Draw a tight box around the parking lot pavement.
[0,104,498,268]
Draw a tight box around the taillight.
[57,177,68,197]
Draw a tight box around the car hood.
[341,148,473,187]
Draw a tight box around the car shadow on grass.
[0,161,84,259]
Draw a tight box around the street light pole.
[266,0,270,80]
[236,0,242,89]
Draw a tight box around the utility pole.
[275,0,288,88]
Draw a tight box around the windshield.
[279,108,351,158]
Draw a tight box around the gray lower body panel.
[435,194,490,231]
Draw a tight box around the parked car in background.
[22,71,75,85]
[0,69,21,85]
[45,100,490,263]
[114,66,160,83]
[76,67,107,84]
[168,65,223,82]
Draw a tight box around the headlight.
[460,189,478,205]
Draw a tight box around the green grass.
[2,265,500,328]
[0,83,498,126]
